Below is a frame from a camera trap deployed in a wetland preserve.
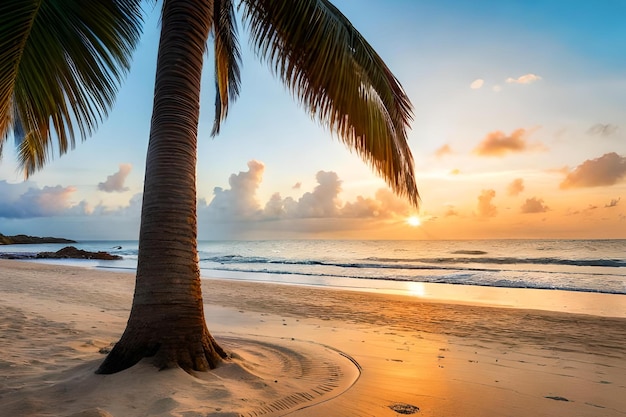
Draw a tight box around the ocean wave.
[366,256,626,268]
[451,250,488,255]
[201,254,626,269]
[199,264,626,295]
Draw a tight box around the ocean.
[2,239,625,297]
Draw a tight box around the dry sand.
[0,259,624,416]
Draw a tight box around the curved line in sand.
[218,334,362,416]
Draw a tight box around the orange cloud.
[521,197,549,213]
[341,189,410,219]
[476,189,497,217]
[97,163,132,193]
[560,152,626,189]
[506,73,542,84]
[470,79,484,89]
[0,181,85,218]
[435,144,453,158]
[507,178,524,196]
[474,128,530,156]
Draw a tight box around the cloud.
[288,171,342,218]
[505,73,542,84]
[258,171,344,220]
[340,195,382,218]
[477,189,497,218]
[97,163,132,193]
[470,79,484,89]
[560,152,626,189]
[205,162,344,221]
[0,180,31,201]
[435,144,453,158]
[587,123,619,137]
[206,160,265,220]
[263,193,287,219]
[605,198,620,208]
[276,176,410,220]
[521,197,549,213]
[507,178,524,196]
[0,181,87,218]
[292,182,301,190]
[93,192,143,217]
[474,128,533,156]
[203,161,411,225]
[492,85,502,92]
[341,189,410,219]
[198,162,416,240]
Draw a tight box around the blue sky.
[1,0,625,240]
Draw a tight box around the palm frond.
[210,0,242,135]
[242,0,419,206]
[0,0,143,177]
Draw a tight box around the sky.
[1,0,626,241]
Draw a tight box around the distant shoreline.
[0,245,120,261]
[0,233,76,245]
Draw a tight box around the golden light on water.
[406,216,421,227]
[406,282,426,297]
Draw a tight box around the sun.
[406,216,421,227]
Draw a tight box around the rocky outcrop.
[0,233,76,245]
[36,246,122,260]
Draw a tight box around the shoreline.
[1,259,625,416]
[200,268,626,318]
[12,258,626,318]
[2,238,624,298]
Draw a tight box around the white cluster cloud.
[469,73,541,90]
[203,161,411,223]
[282,171,342,218]
[206,160,265,220]
[1,161,413,227]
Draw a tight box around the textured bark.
[97,0,227,375]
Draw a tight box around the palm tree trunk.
[97,0,227,375]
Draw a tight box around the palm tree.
[1,0,419,374]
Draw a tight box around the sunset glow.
[0,1,624,240]
[407,216,422,227]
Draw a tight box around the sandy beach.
[0,259,624,416]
